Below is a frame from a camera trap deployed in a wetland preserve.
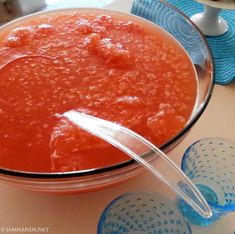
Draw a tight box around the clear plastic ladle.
[62,110,212,218]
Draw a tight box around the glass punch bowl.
[0,1,214,193]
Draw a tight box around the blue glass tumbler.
[178,137,235,226]
[98,192,192,234]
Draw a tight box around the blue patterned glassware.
[98,192,192,234]
[178,137,235,226]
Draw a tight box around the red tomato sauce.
[0,10,197,172]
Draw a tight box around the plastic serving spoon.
[62,110,212,218]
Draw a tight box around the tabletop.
[0,0,234,234]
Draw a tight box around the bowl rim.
[0,3,214,179]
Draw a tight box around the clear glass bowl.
[0,3,214,193]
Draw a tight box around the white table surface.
[0,0,234,233]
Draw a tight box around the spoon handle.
[63,110,212,218]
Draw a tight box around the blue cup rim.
[181,137,235,212]
[97,192,192,234]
